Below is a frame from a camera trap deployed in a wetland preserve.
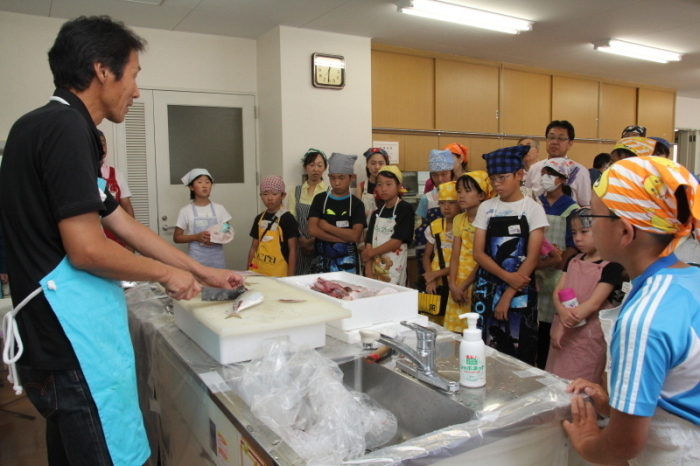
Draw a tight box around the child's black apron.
[472,206,538,365]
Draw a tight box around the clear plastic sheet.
[126,284,586,466]
[232,337,397,465]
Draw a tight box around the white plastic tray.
[279,272,419,331]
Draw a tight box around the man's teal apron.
[3,178,149,465]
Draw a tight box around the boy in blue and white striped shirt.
[563,156,700,465]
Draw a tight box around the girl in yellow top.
[445,171,494,333]
[422,181,461,324]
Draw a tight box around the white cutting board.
[175,276,350,337]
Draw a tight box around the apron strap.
[2,286,44,395]
[433,219,449,288]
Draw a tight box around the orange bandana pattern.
[594,156,700,256]
[613,137,657,158]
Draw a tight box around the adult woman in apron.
[472,199,538,364]
[288,149,328,275]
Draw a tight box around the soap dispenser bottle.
[458,313,486,388]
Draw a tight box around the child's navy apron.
[472,201,538,365]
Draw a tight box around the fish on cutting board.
[225,290,264,319]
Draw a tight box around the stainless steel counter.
[126,284,584,466]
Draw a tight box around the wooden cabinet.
[370,48,676,173]
[552,76,599,139]
[600,83,637,140]
[373,132,440,172]
[570,141,605,171]
[436,135,500,172]
[372,50,435,130]
[637,88,675,139]
[402,134,440,171]
[435,59,499,133]
[502,69,552,137]
[371,132,405,170]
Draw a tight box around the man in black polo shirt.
[0,16,243,465]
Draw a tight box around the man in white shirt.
[524,120,592,207]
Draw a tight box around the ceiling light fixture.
[594,39,682,64]
[396,0,533,35]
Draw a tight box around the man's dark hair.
[593,153,611,169]
[546,120,575,141]
[48,16,146,92]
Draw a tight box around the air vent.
[124,102,151,226]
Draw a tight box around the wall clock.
[312,52,345,89]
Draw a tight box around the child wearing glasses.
[472,146,548,365]
[545,208,623,383]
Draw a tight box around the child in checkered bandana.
[472,146,549,366]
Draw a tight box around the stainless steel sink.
[338,357,475,448]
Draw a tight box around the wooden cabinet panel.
[502,69,552,137]
[638,88,676,140]
[552,76,599,139]
[371,132,405,170]
[600,84,637,140]
[402,134,440,172]
[570,141,604,172]
[435,59,499,133]
[467,138,502,172]
[372,50,435,130]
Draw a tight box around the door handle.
[162,224,176,232]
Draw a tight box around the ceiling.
[2,0,700,97]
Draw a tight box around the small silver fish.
[225,290,264,319]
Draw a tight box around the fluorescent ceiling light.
[594,40,682,64]
[397,0,533,35]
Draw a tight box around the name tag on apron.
[508,224,521,235]
[336,220,349,228]
[195,219,210,228]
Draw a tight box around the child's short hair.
[456,174,484,196]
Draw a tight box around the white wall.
[0,11,257,166]
[676,96,700,130]
[257,26,372,191]
[256,27,284,185]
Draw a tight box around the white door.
[152,90,258,270]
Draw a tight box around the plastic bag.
[237,337,397,464]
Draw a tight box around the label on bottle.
[460,354,485,382]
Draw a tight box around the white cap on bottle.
[459,312,482,342]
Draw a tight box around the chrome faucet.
[379,321,460,393]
